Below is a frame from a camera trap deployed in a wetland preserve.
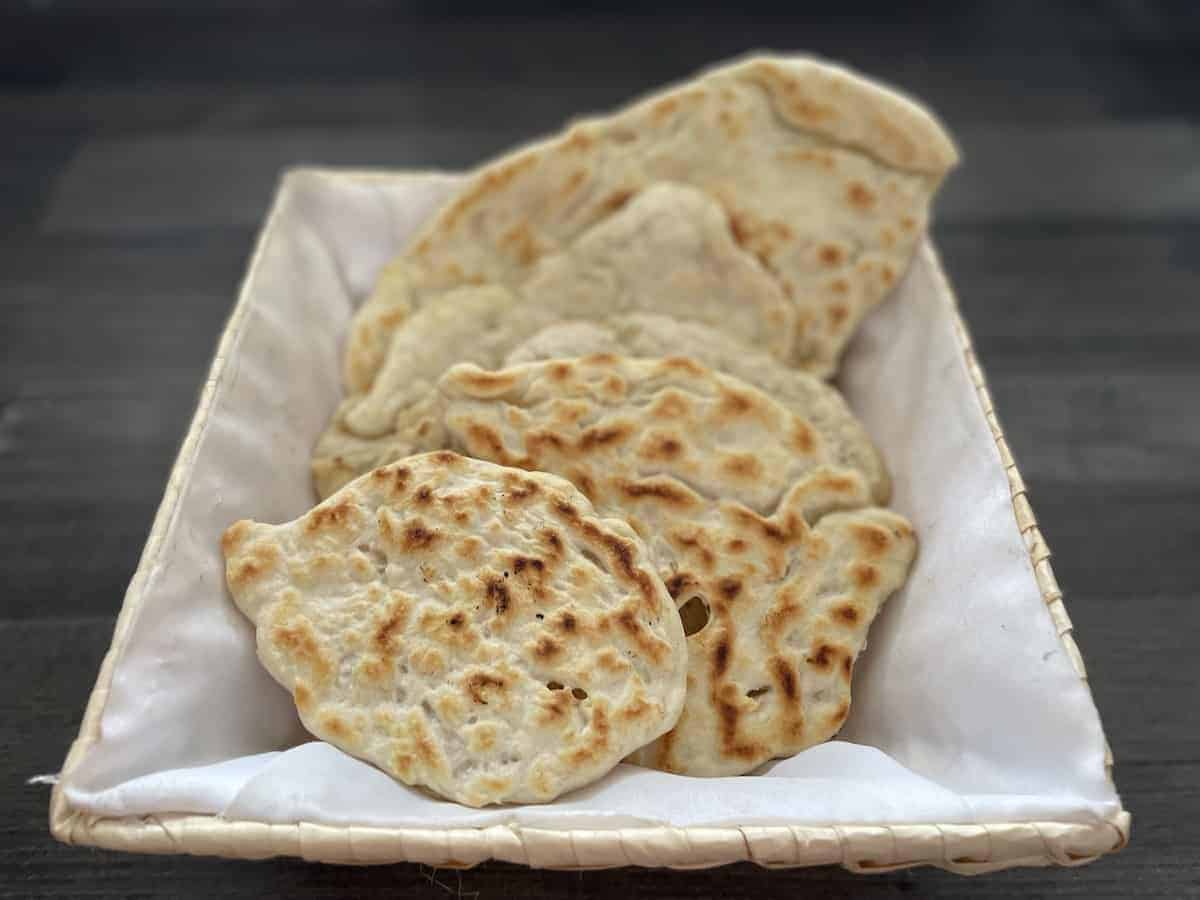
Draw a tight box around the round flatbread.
[312,310,890,502]
[503,312,891,504]
[222,451,688,805]
[345,54,957,392]
[399,357,916,775]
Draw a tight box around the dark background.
[3,2,1198,897]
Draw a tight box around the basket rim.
[48,167,1130,873]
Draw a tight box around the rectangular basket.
[49,168,1130,873]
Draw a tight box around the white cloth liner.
[62,170,1120,829]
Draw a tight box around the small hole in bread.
[746,686,770,699]
[546,681,564,691]
[678,595,710,636]
[571,688,588,701]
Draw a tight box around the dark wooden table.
[3,4,1198,897]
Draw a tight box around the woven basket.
[49,170,1130,873]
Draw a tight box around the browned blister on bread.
[222,451,687,805]
[431,357,915,775]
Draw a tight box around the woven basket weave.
[49,172,1131,873]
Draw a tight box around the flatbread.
[222,451,688,806]
[345,54,957,392]
[503,312,891,503]
[323,181,791,450]
[401,357,916,775]
[313,315,888,503]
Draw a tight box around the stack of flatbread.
[223,55,956,806]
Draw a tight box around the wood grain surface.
[2,3,1198,897]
